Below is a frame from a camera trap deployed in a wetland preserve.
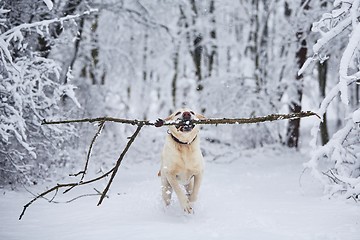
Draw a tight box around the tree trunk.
[286,36,306,148]
[193,34,203,87]
[286,0,309,148]
[171,45,180,108]
[80,14,106,85]
[189,0,203,90]
[179,1,203,91]
[142,31,149,83]
[246,0,260,90]
[63,17,85,85]
[318,61,329,145]
[90,16,99,84]
[208,0,217,77]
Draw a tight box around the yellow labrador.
[155,108,206,213]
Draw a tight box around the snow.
[1,149,359,240]
[353,108,360,123]
[339,23,360,105]
[42,0,53,11]
[312,17,351,54]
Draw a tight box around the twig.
[322,170,348,186]
[97,124,143,206]
[69,121,105,181]
[60,193,102,204]
[19,166,115,220]
[24,185,102,204]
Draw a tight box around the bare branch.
[42,117,154,126]
[1,9,98,42]
[191,111,320,125]
[19,124,143,220]
[69,121,105,181]
[19,166,115,220]
[42,111,320,127]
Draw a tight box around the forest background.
[1,0,360,201]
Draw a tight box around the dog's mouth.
[176,120,195,132]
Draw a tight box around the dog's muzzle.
[176,119,195,132]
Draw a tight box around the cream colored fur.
[159,108,205,214]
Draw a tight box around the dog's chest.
[174,147,202,175]
[175,172,194,185]
[162,136,203,177]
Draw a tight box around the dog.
[155,108,206,214]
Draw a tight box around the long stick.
[42,111,319,126]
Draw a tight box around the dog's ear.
[195,113,206,120]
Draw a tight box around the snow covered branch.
[0,6,98,186]
[301,0,360,200]
[0,9,97,66]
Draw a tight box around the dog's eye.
[190,111,195,115]
[175,112,181,116]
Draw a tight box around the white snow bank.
[1,150,359,240]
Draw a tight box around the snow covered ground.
[1,148,359,240]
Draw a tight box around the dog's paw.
[180,199,194,214]
[155,118,164,127]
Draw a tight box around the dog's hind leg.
[189,174,202,203]
[167,175,193,214]
[161,176,172,206]
[185,177,194,195]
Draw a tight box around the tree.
[301,0,360,200]
[0,0,91,186]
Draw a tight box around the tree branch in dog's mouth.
[175,120,195,132]
[43,111,319,128]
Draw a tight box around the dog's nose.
[182,111,191,120]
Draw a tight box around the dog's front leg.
[161,176,172,206]
[189,173,202,203]
[166,174,193,214]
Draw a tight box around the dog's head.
[164,108,206,143]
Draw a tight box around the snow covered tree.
[0,0,89,186]
[301,0,360,200]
